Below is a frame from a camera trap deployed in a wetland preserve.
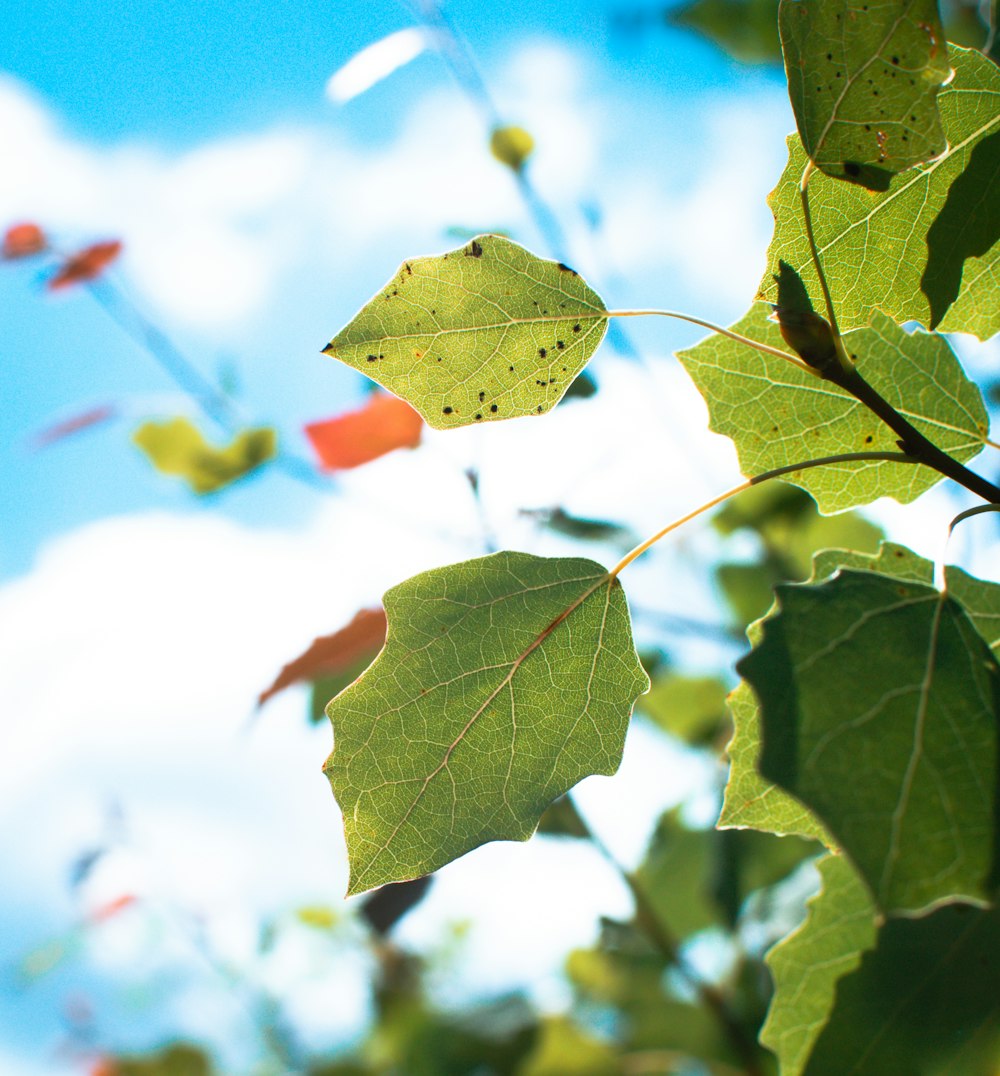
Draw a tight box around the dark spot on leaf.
[404,263,412,274]
[509,365,515,372]
[490,404,498,413]
[443,406,453,415]
[479,391,486,402]
[573,323,581,332]
[392,289,398,296]
[556,340,565,349]
[539,347,547,358]
[844,162,861,178]
[891,55,899,65]
[366,354,377,362]
[537,405,544,412]
[865,435,873,443]
[826,52,832,60]
[466,240,484,258]
[556,261,578,275]
[475,413,482,420]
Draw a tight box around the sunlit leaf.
[760,46,1000,337]
[761,853,877,1076]
[322,235,608,430]
[324,552,647,894]
[48,240,122,290]
[2,221,47,259]
[806,900,1000,1073]
[305,394,422,471]
[676,305,988,513]
[945,565,1000,656]
[490,125,535,172]
[132,418,276,495]
[741,567,1000,914]
[779,0,950,188]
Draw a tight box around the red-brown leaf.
[32,404,118,448]
[48,240,122,290]
[2,222,47,259]
[258,608,387,708]
[305,393,422,470]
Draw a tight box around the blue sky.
[4,2,996,1072]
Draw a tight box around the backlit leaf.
[305,393,422,470]
[132,418,276,495]
[741,568,1000,914]
[636,672,729,746]
[760,46,1000,337]
[779,0,950,187]
[945,566,1000,655]
[761,853,877,1076]
[806,900,1000,1074]
[322,235,608,430]
[258,608,387,708]
[2,222,47,259]
[669,0,781,63]
[676,304,988,513]
[324,552,648,894]
[48,240,122,290]
[517,1017,619,1076]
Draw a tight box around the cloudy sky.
[3,1,997,1072]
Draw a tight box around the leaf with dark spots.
[258,608,387,708]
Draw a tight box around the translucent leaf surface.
[741,568,1000,914]
[761,854,877,1076]
[760,46,1000,337]
[323,235,608,430]
[779,0,950,187]
[946,566,1000,655]
[719,680,833,843]
[676,304,988,512]
[324,552,648,894]
[131,418,276,495]
[806,901,1000,1074]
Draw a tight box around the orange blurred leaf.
[258,608,387,708]
[48,240,122,290]
[305,393,422,470]
[2,222,47,259]
[89,894,138,923]
[32,404,118,448]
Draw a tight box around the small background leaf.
[132,418,277,495]
[48,240,122,289]
[305,394,423,470]
[323,235,608,430]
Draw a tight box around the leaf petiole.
[606,308,818,375]
[608,451,919,579]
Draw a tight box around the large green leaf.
[806,900,1000,1074]
[761,854,877,1076]
[946,565,1000,655]
[779,0,950,187]
[760,46,1000,337]
[323,235,608,430]
[740,568,1000,914]
[676,304,988,513]
[131,418,277,495]
[669,0,782,63]
[324,552,648,894]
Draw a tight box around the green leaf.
[669,0,782,64]
[779,0,950,188]
[324,552,648,894]
[516,1017,619,1076]
[536,795,590,839]
[132,418,276,495]
[946,566,1000,656]
[809,538,934,585]
[761,853,877,1076]
[636,672,730,745]
[323,235,608,430]
[719,680,833,843]
[760,46,1000,337]
[806,900,1000,1074]
[740,568,1000,914]
[676,305,988,513]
